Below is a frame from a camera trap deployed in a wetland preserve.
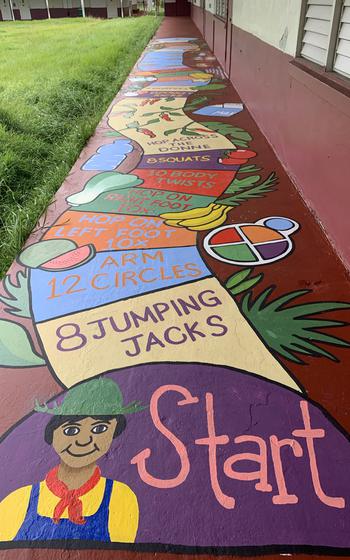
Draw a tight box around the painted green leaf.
[164,128,179,136]
[199,122,252,147]
[226,269,251,289]
[182,128,201,136]
[225,175,261,194]
[0,270,30,317]
[230,275,263,296]
[0,319,45,367]
[185,96,209,111]
[195,84,226,90]
[144,118,160,125]
[240,287,350,364]
[200,122,252,140]
[228,129,253,141]
[159,106,182,111]
[237,164,262,174]
[232,140,250,148]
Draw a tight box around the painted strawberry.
[161,113,173,121]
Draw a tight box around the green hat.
[35,378,145,416]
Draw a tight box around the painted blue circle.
[265,218,294,231]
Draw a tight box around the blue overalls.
[15,478,113,542]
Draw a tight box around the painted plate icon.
[204,217,299,266]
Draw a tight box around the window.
[298,0,350,79]
[334,1,350,77]
[215,0,227,19]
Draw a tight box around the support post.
[8,0,15,20]
[45,0,51,18]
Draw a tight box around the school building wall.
[164,0,190,17]
[0,0,137,19]
[191,0,350,268]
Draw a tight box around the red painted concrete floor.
[0,16,349,560]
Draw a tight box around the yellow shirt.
[0,477,139,542]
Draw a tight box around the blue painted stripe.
[30,247,211,322]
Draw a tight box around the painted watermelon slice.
[41,244,95,271]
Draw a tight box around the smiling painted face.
[52,417,117,468]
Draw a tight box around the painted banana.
[164,219,182,227]
[183,206,231,231]
[178,205,227,228]
[163,204,231,231]
[160,203,219,221]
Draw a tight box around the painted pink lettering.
[270,436,303,504]
[131,385,199,488]
[224,435,272,492]
[195,393,235,510]
[292,400,345,509]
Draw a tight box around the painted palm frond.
[224,175,261,194]
[0,270,30,318]
[240,287,350,364]
[217,172,278,207]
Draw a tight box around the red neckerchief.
[46,465,101,525]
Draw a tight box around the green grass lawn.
[0,16,162,277]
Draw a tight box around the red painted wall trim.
[191,3,202,31]
[213,15,225,68]
[291,57,350,100]
[228,25,350,268]
[192,11,350,268]
[204,10,214,51]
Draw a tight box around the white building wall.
[231,0,302,56]
[28,0,45,9]
[89,0,107,7]
[1,0,13,19]
[17,0,31,18]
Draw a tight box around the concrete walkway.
[0,16,349,559]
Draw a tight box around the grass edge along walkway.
[0,16,162,278]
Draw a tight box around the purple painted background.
[138,151,240,170]
[0,363,349,548]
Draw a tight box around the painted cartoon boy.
[0,378,144,543]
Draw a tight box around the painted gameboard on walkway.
[0,16,349,560]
